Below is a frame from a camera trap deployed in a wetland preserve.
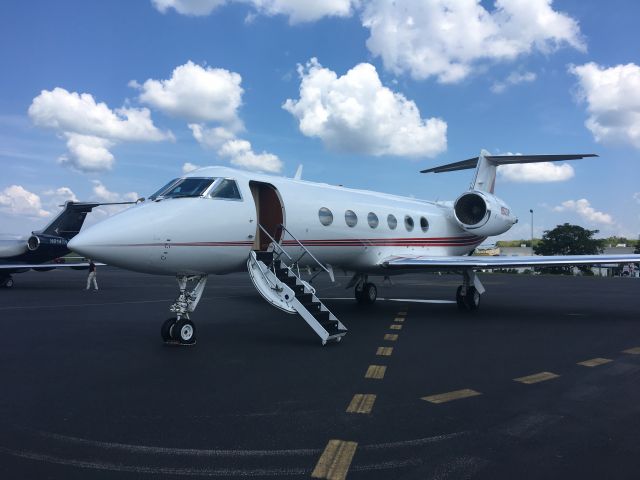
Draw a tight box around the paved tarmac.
[1,267,639,479]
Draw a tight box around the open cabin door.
[249,181,285,251]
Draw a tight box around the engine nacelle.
[453,190,517,237]
[27,235,41,251]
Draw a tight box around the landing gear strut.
[162,275,207,345]
[456,269,484,311]
[351,274,377,305]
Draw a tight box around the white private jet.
[68,151,640,346]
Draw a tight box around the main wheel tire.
[456,285,467,310]
[4,278,14,288]
[464,286,481,310]
[174,319,196,344]
[363,282,377,304]
[161,317,176,341]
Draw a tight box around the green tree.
[534,223,603,274]
[635,242,640,254]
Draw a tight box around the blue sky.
[1,0,639,241]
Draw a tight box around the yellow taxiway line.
[514,372,560,384]
[346,394,376,414]
[421,389,482,404]
[577,358,612,367]
[311,440,358,480]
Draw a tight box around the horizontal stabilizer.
[421,154,598,174]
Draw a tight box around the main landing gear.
[350,273,377,305]
[161,275,207,345]
[456,269,484,311]
[1,275,13,288]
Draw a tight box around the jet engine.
[453,190,517,237]
[27,235,41,251]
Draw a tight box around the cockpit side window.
[149,178,179,200]
[208,179,242,200]
[157,178,214,199]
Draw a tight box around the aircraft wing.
[382,254,640,270]
[0,262,105,270]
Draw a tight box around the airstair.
[247,224,347,345]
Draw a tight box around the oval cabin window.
[405,215,414,232]
[318,207,333,226]
[387,214,397,230]
[368,212,379,229]
[345,210,358,227]
[420,216,429,233]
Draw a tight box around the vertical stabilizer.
[470,150,496,193]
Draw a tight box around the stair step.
[298,293,314,304]
[312,310,331,323]
[303,301,322,312]
[255,251,274,264]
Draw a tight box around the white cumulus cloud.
[92,180,139,203]
[491,71,537,93]
[28,88,171,172]
[218,138,282,172]
[182,162,202,173]
[283,58,447,158]
[133,62,282,173]
[499,162,574,182]
[570,62,640,149]
[362,0,584,83]
[151,0,358,23]
[190,124,283,172]
[133,61,244,127]
[0,185,50,218]
[554,198,613,225]
[43,187,79,205]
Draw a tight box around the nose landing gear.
[162,275,207,345]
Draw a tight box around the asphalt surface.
[1,267,639,479]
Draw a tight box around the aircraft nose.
[67,207,150,265]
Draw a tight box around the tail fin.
[34,202,100,240]
[421,151,597,193]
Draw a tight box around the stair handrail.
[276,223,331,277]
[257,223,293,262]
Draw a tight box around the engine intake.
[27,235,41,251]
[453,191,516,237]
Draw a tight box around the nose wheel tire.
[173,319,196,345]
[161,317,176,341]
[161,317,197,345]
[2,277,13,288]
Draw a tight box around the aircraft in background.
[0,201,132,288]
[68,151,640,346]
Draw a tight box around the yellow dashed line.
[376,346,393,356]
[394,317,405,323]
[398,311,407,316]
[421,388,481,404]
[365,365,387,379]
[384,334,398,342]
[577,357,612,367]
[389,324,403,330]
[514,371,560,384]
[346,394,376,414]
[311,439,358,480]
[622,347,640,355]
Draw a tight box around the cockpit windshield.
[152,177,215,199]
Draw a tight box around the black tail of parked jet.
[35,202,101,240]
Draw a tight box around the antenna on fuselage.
[294,165,303,180]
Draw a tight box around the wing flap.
[383,254,640,269]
